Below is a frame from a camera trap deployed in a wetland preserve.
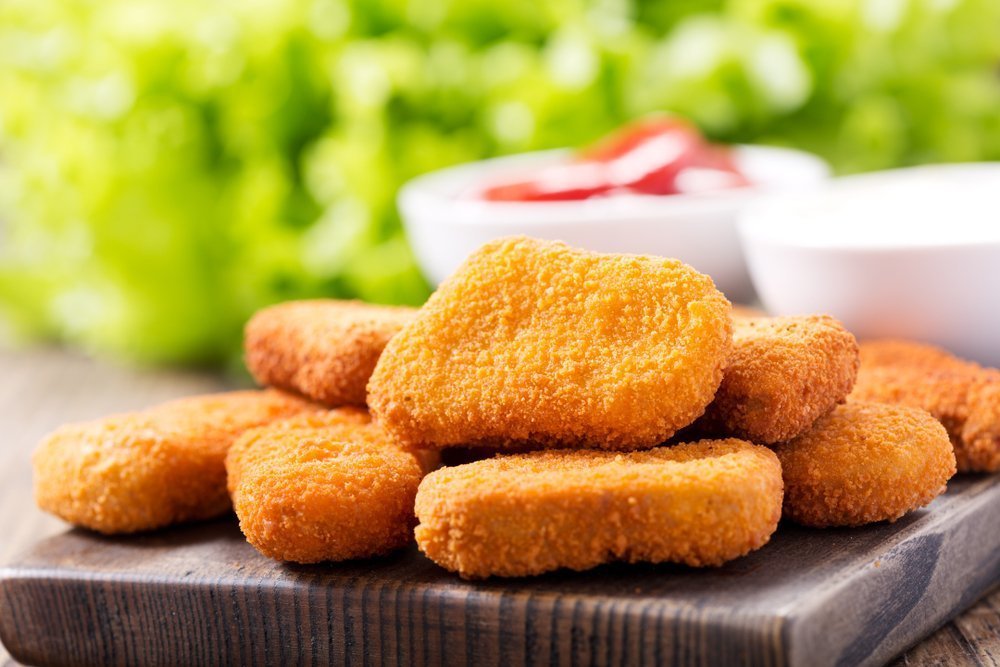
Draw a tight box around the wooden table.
[0,347,997,666]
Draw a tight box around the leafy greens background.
[2,0,998,368]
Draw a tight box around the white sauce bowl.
[739,164,1000,366]
[399,146,830,302]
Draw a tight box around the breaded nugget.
[691,315,860,444]
[33,390,319,534]
[774,402,955,527]
[414,439,782,578]
[245,300,417,407]
[369,236,732,451]
[850,339,1000,472]
[230,408,440,475]
[857,339,961,370]
[226,409,423,563]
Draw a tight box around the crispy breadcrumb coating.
[226,409,423,563]
[857,339,960,370]
[368,236,732,451]
[850,340,1000,472]
[245,300,417,407]
[692,315,860,444]
[33,390,319,534]
[414,439,782,578]
[228,408,440,476]
[774,402,955,527]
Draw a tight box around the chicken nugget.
[230,408,440,475]
[245,300,417,407]
[850,339,1000,472]
[33,390,319,534]
[691,315,860,444]
[369,236,732,451]
[414,439,782,578]
[226,409,423,563]
[857,339,961,370]
[774,402,955,527]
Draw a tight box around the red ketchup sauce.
[478,116,750,202]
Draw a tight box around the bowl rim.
[398,144,831,226]
[738,162,1000,252]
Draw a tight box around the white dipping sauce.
[745,164,1000,248]
[739,163,1000,366]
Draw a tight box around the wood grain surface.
[0,347,997,666]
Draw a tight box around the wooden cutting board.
[1,473,998,667]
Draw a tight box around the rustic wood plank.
[0,347,227,665]
[949,589,1000,666]
[896,626,978,666]
[0,346,998,666]
[1,474,998,666]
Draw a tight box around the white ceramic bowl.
[739,163,1000,366]
[398,146,830,302]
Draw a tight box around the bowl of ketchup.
[399,115,829,302]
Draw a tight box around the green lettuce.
[1,0,998,367]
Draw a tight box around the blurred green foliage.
[2,0,999,368]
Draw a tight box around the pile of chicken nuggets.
[34,236,997,579]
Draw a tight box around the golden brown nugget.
[369,236,732,451]
[33,390,319,534]
[414,440,782,578]
[850,340,1000,472]
[857,339,962,370]
[245,300,417,407]
[692,315,860,444]
[226,410,423,563]
[229,408,440,475]
[242,407,441,474]
[774,402,955,528]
